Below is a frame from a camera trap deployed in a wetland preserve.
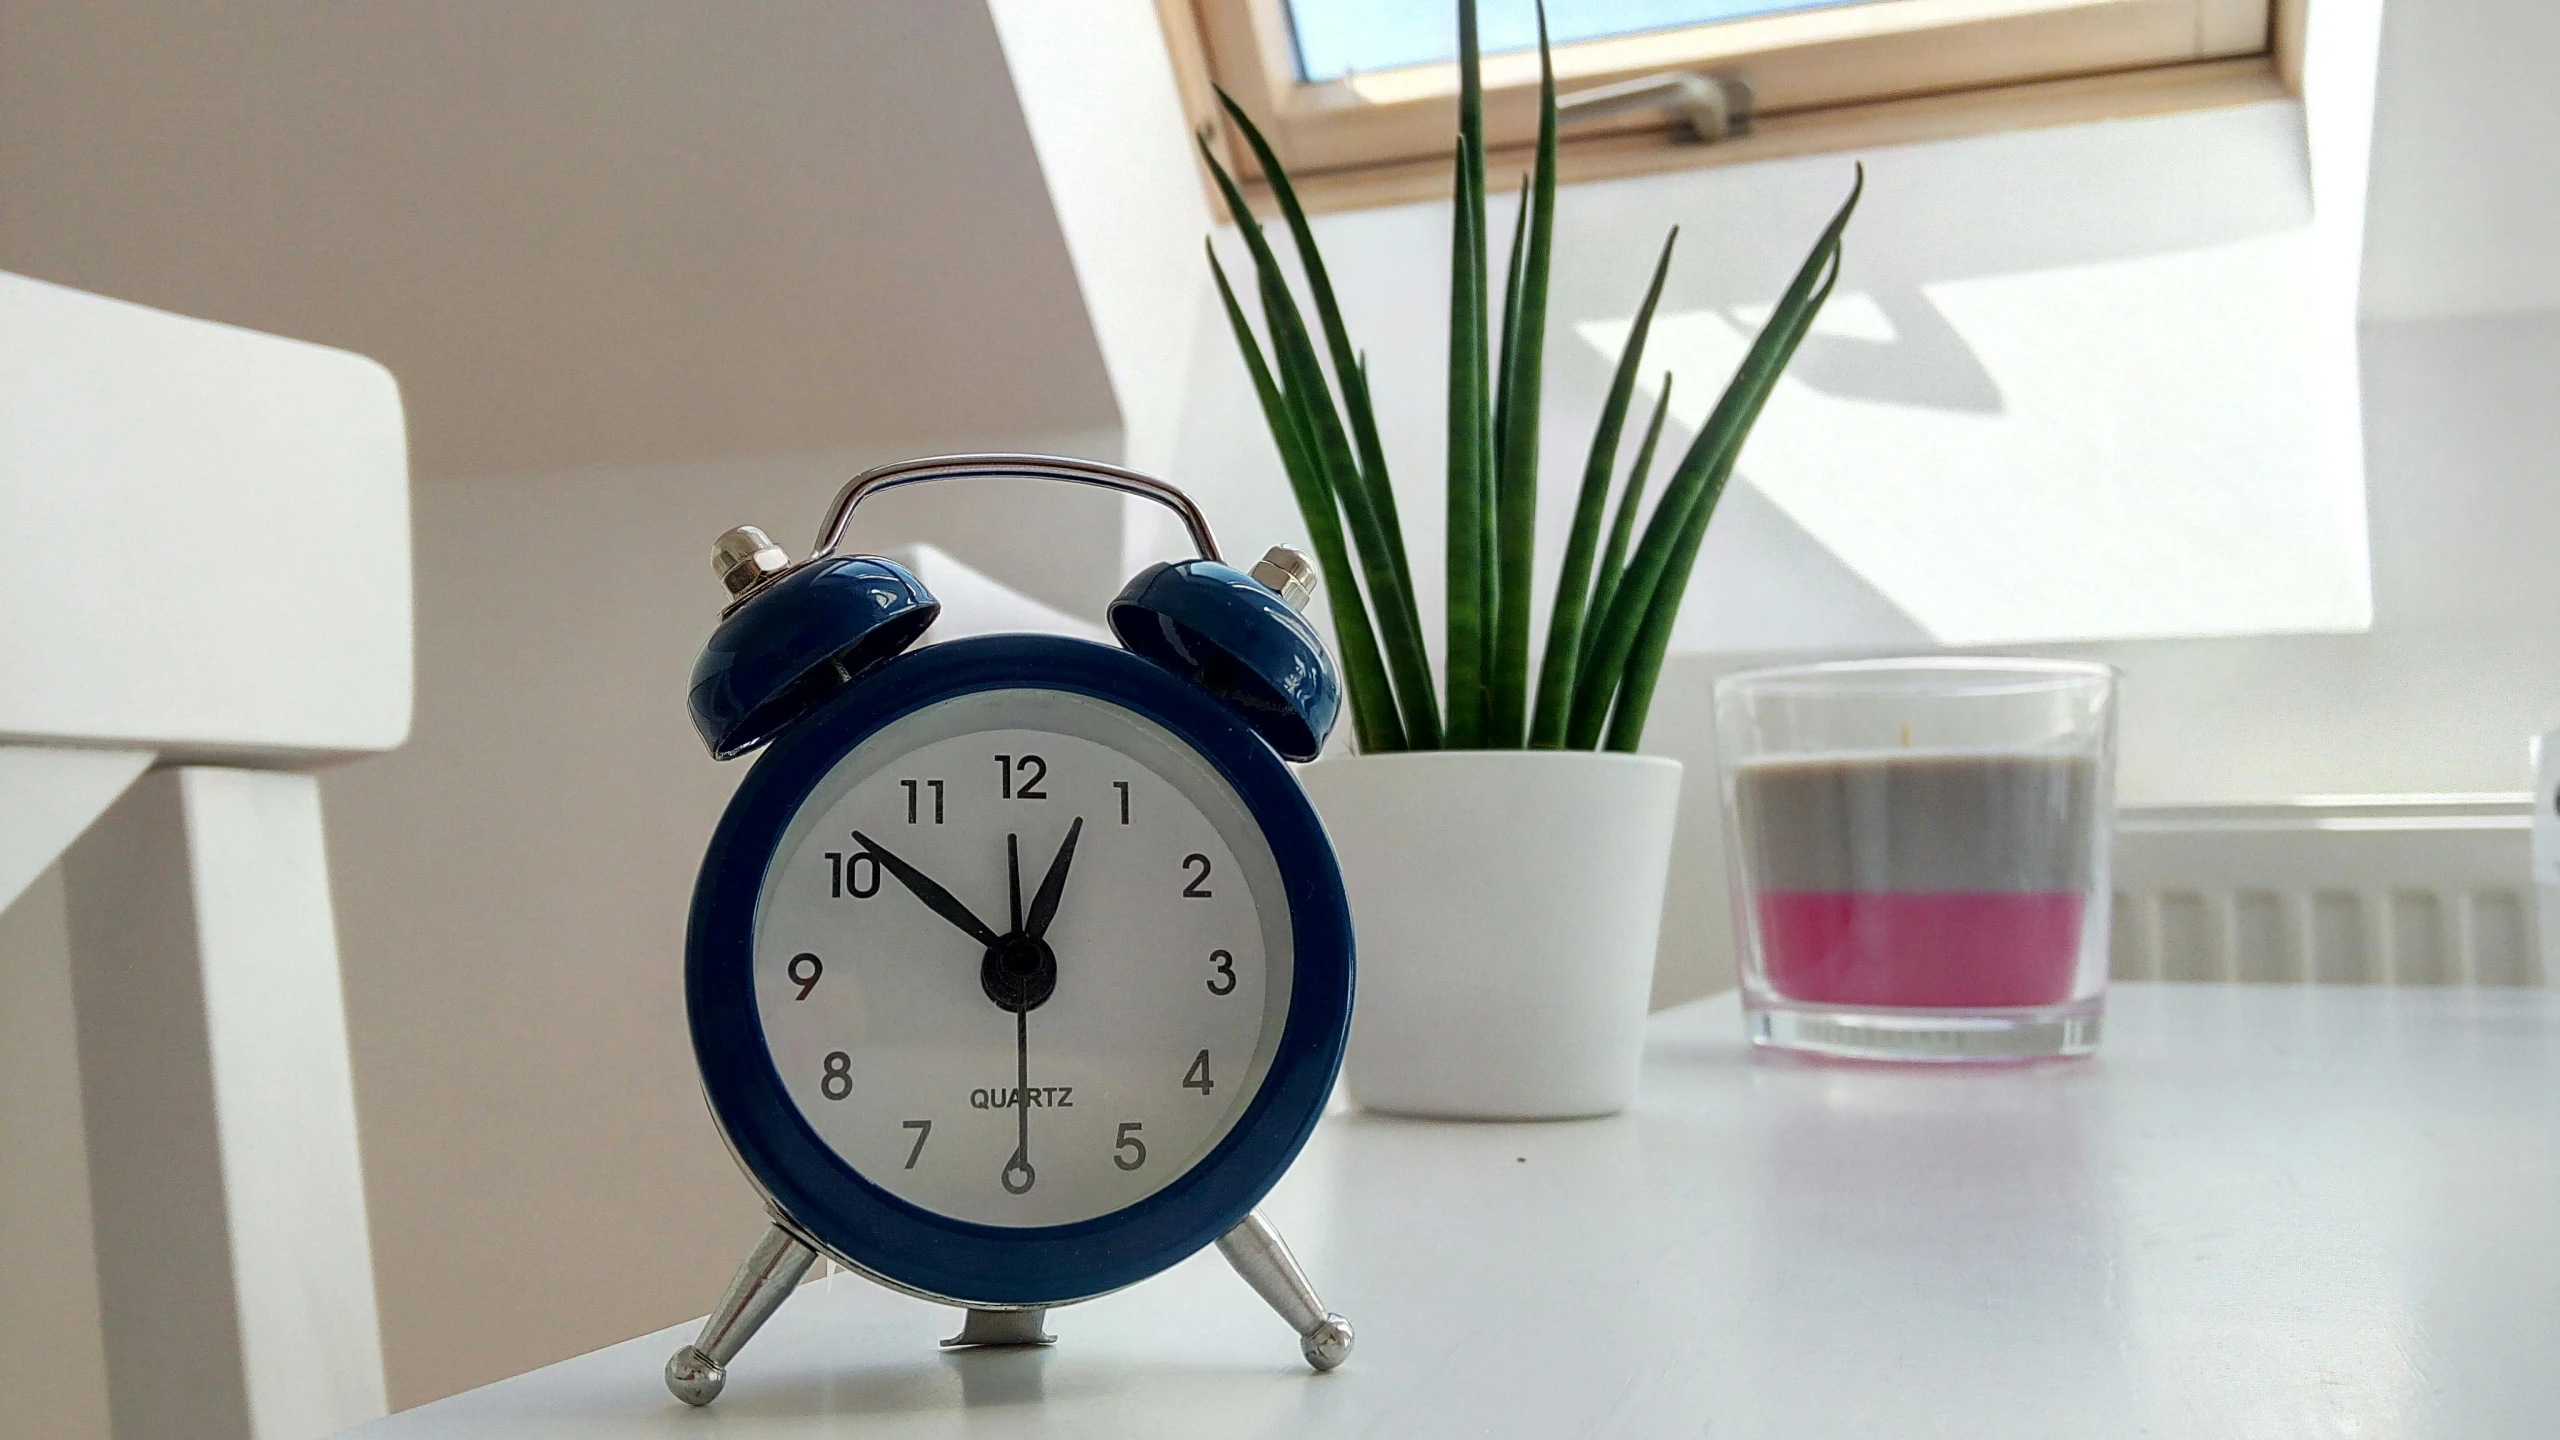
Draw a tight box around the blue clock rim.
[686,634,1354,1307]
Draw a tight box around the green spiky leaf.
[1486,3,1558,747]
[1580,373,1673,682]
[1444,0,1493,747]
[1528,227,1677,746]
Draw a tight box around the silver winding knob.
[1250,545,1320,613]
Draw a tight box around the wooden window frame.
[1161,0,2308,213]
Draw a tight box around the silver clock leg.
[1216,1210,1353,1372]
[940,1307,1057,1348]
[664,1224,818,1406]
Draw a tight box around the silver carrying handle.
[809,453,1222,565]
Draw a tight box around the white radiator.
[2109,795,2543,986]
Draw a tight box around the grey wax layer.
[1733,752,2101,894]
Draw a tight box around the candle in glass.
[1716,660,2116,1062]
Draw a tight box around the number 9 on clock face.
[752,687,1294,1229]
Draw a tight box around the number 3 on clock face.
[751,687,1296,1229]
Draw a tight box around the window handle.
[1557,70,1753,144]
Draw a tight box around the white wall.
[0,1,1120,483]
[0,867,113,1440]
[988,0,1213,488]
[2031,0,2560,806]
[2358,0,2560,319]
[2060,308,2560,801]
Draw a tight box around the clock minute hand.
[1008,833,1024,934]
[1023,816,1085,941]
[849,830,1001,948]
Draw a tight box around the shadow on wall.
[1770,284,2005,415]
[1556,106,2359,651]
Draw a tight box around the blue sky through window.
[1288,1,1876,81]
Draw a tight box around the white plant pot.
[1299,750,1683,1120]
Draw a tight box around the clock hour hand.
[849,830,1001,948]
[1023,817,1085,941]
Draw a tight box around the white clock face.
[753,687,1295,1228]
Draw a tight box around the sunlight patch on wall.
[1581,231,2373,647]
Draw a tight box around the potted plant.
[1201,0,1857,1118]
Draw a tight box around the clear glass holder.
[1717,658,2118,1064]
[1745,994,2104,1063]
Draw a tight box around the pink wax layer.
[1756,890,2085,1008]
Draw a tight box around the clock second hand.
[1002,833,1034,1195]
[994,821,1078,1197]
[1003,1005,1033,1195]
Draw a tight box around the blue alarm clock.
[662,455,1356,1406]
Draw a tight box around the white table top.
[343,984,2560,1438]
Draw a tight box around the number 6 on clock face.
[749,686,1295,1230]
